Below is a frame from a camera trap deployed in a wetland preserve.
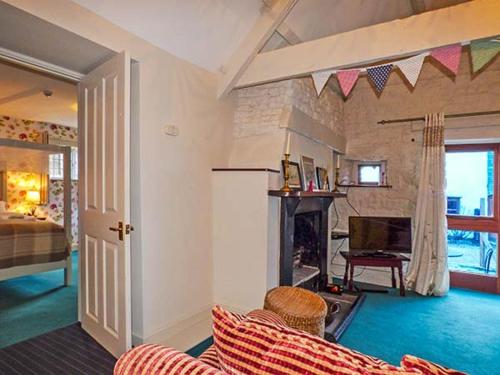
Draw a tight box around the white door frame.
[0,46,136,340]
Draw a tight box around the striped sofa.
[115,307,466,375]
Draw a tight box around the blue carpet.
[0,252,78,348]
[339,288,500,375]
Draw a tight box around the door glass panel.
[448,230,497,276]
[445,151,494,216]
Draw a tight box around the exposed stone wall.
[335,50,500,230]
[233,77,344,138]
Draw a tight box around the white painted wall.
[3,0,236,349]
[212,170,280,313]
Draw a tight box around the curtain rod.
[377,110,500,125]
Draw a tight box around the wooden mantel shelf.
[268,190,347,198]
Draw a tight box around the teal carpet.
[0,252,78,348]
[339,288,500,375]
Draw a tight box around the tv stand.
[362,252,397,258]
[340,251,410,296]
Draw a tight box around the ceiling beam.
[217,0,298,98]
[235,0,500,89]
[409,0,426,14]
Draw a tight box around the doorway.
[446,143,500,293]
[0,2,135,358]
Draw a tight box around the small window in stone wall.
[48,148,78,180]
[356,161,386,185]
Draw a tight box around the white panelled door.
[78,51,131,357]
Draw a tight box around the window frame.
[445,143,500,292]
[357,162,383,186]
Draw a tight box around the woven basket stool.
[264,286,327,337]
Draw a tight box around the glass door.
[445,144,499,293]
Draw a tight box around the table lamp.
[26,190,40,216]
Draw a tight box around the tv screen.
[349,216,412,254]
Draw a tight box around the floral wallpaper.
[0,116,79,247]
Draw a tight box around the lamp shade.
[26,190,40,204]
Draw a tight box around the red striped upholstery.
[212,306,420,375]
[401,355,467,375]
[114,344,225,375]
[198,309,287,369]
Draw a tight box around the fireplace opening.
[293,211,321,289]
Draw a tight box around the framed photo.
[300,156,317,190]
[282,160,303,190]
[316,167,330,191]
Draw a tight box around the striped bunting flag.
[471,38,500,73]
[367,64,393,93]
[336,69,360,97]
[311,69,333,95]
[396,54,425,87]
[430,43,462,75]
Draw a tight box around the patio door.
[446,144,500,293]
[79,51,132,356]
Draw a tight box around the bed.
[0,138,72,285]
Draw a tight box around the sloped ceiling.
[72,0,469,73]
[0,61,77,127]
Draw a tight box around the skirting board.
[132,307,213,352]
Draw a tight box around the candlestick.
[333,167,340,192]
[285,132,291,155]
[280,153,292,192]
[336,154,340,169]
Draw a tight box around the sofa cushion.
[198,309,287,370]
[401,355,467,375]
[212,305,419,375]
[114,344,225,375]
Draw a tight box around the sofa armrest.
[114,344,226,374]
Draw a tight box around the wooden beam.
[235,0,500,88]
[217,0,298,98]
[409,0,426,14]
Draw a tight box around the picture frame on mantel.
[316,167,330,191]
[301,156,317,190]
[282,160,303,190]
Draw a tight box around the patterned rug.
[0,323,116,374]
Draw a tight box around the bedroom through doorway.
[0,60,79,348]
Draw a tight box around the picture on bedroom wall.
[282,160,303,190]
[316,167,330,191]
[301,155,317,191]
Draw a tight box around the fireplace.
[269,191,341,292]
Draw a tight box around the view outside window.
[447,230,497,275]
[445,151,494,217]
[446,149,497,276]
[358,164,380,184]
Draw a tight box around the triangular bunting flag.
[396,54,425,87]
[311,70,333,96]
[430,44,462,75]
[367,64,393,94]
[336,69,360,97]
[470,39,500,73]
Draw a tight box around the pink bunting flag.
[336,69,360,97]
[430,44,462,75]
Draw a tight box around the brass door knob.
[109,221,124,241]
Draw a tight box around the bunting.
[396,54,425,87]
[430,44,462,75]
[367,64,392,93]
[309,37,496,97]
[336,69,360,97]
[470,39,500,73]
[312,69,333,95]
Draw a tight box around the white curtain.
[406,113,449,296]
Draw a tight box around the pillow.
[198,309,287,370]
[114,344,225,375]
[212,306,418,375]
[401,355,467,375]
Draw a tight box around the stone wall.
[330,50,500,286]
[234,78,344,139]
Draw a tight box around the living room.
[0,1,498,375]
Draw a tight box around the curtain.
[406,113,449,296]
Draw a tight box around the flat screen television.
[349,216,412,255]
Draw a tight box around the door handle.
[109,221,124,241]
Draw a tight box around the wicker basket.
[264,286,327,337]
